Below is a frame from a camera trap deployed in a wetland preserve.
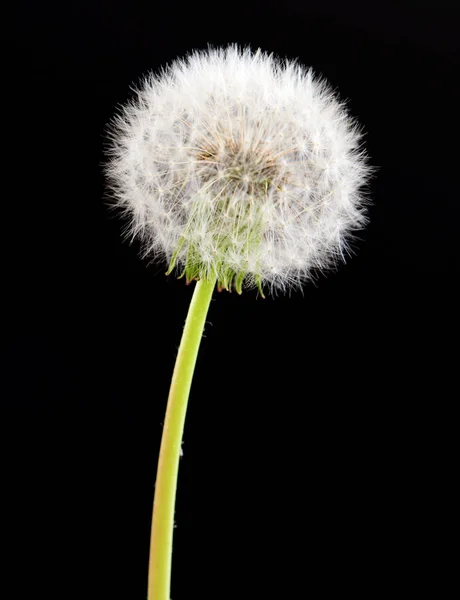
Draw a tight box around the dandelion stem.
[148,276,216,600]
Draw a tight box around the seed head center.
[195,137,284,199]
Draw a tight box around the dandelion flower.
[106,44,371,296]
[104,44,373,600]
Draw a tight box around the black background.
[3,1,458,598]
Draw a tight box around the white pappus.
[105,44,372,295]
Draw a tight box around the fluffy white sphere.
[105,44,372,295]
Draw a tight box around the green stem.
[148,277,216,600]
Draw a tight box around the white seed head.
[105,44,372,295]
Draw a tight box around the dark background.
[3,1,458,598]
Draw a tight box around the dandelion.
[104,44,372,600]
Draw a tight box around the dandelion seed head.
[105,44,373,295]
